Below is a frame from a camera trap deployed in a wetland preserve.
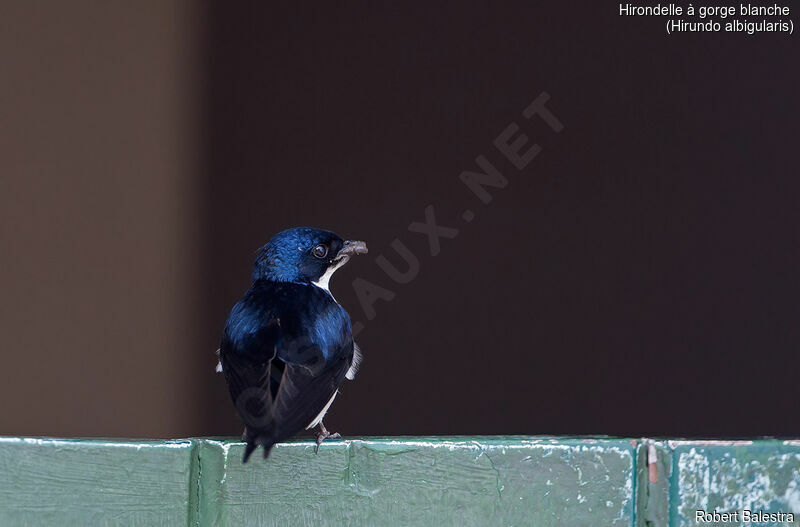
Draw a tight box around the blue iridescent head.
[253,227,368,286]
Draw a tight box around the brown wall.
[2,2,799,440]
[0,2,204,437]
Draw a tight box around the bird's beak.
[336,240,368,259]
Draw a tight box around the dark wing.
[269,352,350,442]
[219,287,282,461]
[266,285,353,446]
[220,282,354,462]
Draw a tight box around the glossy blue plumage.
[223,280,351,364]
[252,227,341,283]
[218,227,367,462]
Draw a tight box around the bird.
[216,227,367,462]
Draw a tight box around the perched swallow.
[217,227,367,462]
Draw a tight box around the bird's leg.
[314,421,341,453]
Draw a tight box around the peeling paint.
[668,440,754,448]
[672,442,800,527]
[0,437,192,450]
[195,437,636,526]
[3,436,797,527]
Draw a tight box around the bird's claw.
[314,429,341,454]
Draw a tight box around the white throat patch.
[312,255,350,293]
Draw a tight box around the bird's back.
[219,280,354,458]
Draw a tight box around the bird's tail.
[242,427,277,463]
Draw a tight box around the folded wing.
[219,282,353,462]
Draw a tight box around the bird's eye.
[311,244,328,259]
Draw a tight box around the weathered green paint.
[0,437,194,527]
[635,440,672,527]
[667,440,800,527]
[194,438,227,527]
[195,437,636,527]
[2,437,799,526]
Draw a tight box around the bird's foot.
[314,422,341,454]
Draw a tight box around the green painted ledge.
[0,437,195,526]
[1,437,798,526]
[195,437,636,526]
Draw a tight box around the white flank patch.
[215,348,223,372]
[306,391,338,430]
[345,342,362,380]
